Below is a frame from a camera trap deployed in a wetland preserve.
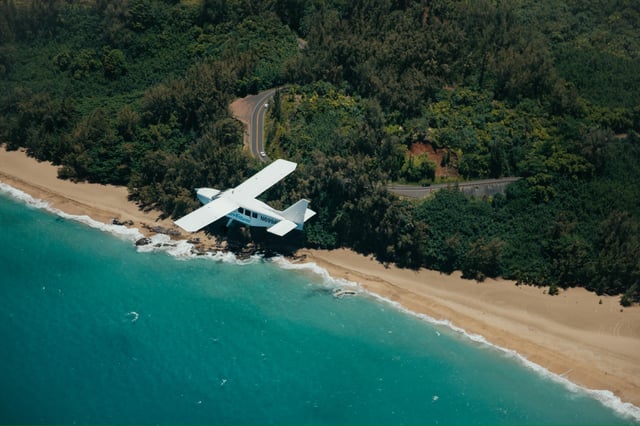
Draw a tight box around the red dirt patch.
[408,142,460,179]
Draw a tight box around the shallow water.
[0,185,637,425]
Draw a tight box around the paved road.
[247,88,277,162]
[388,177,521,198]
[241,88,520,196]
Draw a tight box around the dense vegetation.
[1,0,639,305]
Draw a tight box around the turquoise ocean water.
[0,183,639,425]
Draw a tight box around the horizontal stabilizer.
[304,208,316,222]
[174,197,238,232]
[267,220,298,236]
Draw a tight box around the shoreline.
[0,148,224,251]
[297,249,640,410]
[2,148,640,417]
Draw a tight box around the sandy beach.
[2,147,640,410]
[0,148,220,248]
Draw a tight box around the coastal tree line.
[0,0,639,305]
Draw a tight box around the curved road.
[246,88,277,162]
[240,88,520,196]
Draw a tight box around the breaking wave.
[0,182,143,241]
[272,255,361,290]
[366,292,640,421]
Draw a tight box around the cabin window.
[252,212,258,218]
[238,208,244,214]
[244,209,251,217]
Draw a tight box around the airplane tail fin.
[282,199,315,228]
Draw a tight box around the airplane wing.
[267,220,298,236]
[174,197,238,232]
[234,159,297,199]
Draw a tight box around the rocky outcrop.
[135,237,152,246]
[142,224,181,237]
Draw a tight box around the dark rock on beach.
[142,224,181,237]
[135,237,152,246]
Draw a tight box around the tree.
[200,0,231,25]
[491,35,556,101]
[102,48,128,79]
[461,237,505,281]
[25,0,61,38]
[400,153,436,183]
[96,0,132,46]
[589,211,640,297]
[0,0,17,43]
[59,108,125,184]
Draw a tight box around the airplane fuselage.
[197,188,301,231]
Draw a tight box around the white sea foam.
[133,231,266,266]
[274,255,640,423]
[135,233,194,257]
[126,311,139,322]
[206,251,263,265]
[59,211,144,241]
[272,256,361,291]
[0,182,51,210]
[0,182,144,242]
[367,287,640,422]
[376,292,640,422]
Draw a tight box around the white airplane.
[174,159,316,236]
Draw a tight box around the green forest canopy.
[1,0,639,305]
